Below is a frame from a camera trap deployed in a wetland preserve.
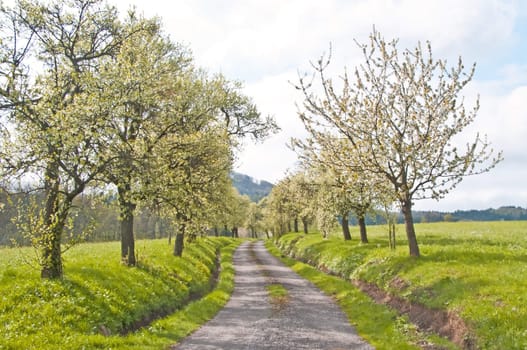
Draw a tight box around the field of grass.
[274,221,527,350]
[0,237,240,349]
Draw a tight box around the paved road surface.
[172,240,373,350]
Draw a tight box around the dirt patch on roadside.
[352,280,477,350]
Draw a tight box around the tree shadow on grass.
[61,271,131,333]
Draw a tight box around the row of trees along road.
[0,0,277,279]
[282,29,502,257]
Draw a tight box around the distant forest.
[231,172,274,202]
[350,206,527,226]
[0,189,172,246]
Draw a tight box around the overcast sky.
[113,0,527,211]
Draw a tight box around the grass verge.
[88,240,241,350]
[0,237,240,349]
[265,240,457,350]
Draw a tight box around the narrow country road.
[172,240,373,350]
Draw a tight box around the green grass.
[273,221,527,350]
[266,283,289,308]
[81,240,241,350]
[266,284,288,298]
[0,237,240,349]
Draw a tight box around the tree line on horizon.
[227,172,527,233]
[353,205,527,225]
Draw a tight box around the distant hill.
[231,172,274,202]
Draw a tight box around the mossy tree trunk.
[341,212,351,241]
[40,163,63,279]
[118,183,136,266]
[40,162,79,279]
[302,217,308,234]
[174,222,185,257]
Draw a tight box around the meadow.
[273,221,527,349]
[0,237,240,349]
[2,221,525,349]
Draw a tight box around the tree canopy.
[0,0,277,277]
[294,29,502,256]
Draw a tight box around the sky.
[112,0,527,211]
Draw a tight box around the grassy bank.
[273,221,527,350]
[266,241,441,349]
[0,237,240,349]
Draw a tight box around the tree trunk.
[358,215,368,243]
[118,184,136,266]
[214,227,219,237]
[40,221,65,278]
[160,220,166,238]
[302,217,308,235]
[174,231,184,257]
[293,217,299,232]
[120,204,135,265]
[341,212,351,241]
[41,162,64,279]
[287,222,291,233]
[151,216,157,239]
[402,198,420,257]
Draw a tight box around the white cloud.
[494,86,527,157]
[414,81,527,211]
[345,0,517,55]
